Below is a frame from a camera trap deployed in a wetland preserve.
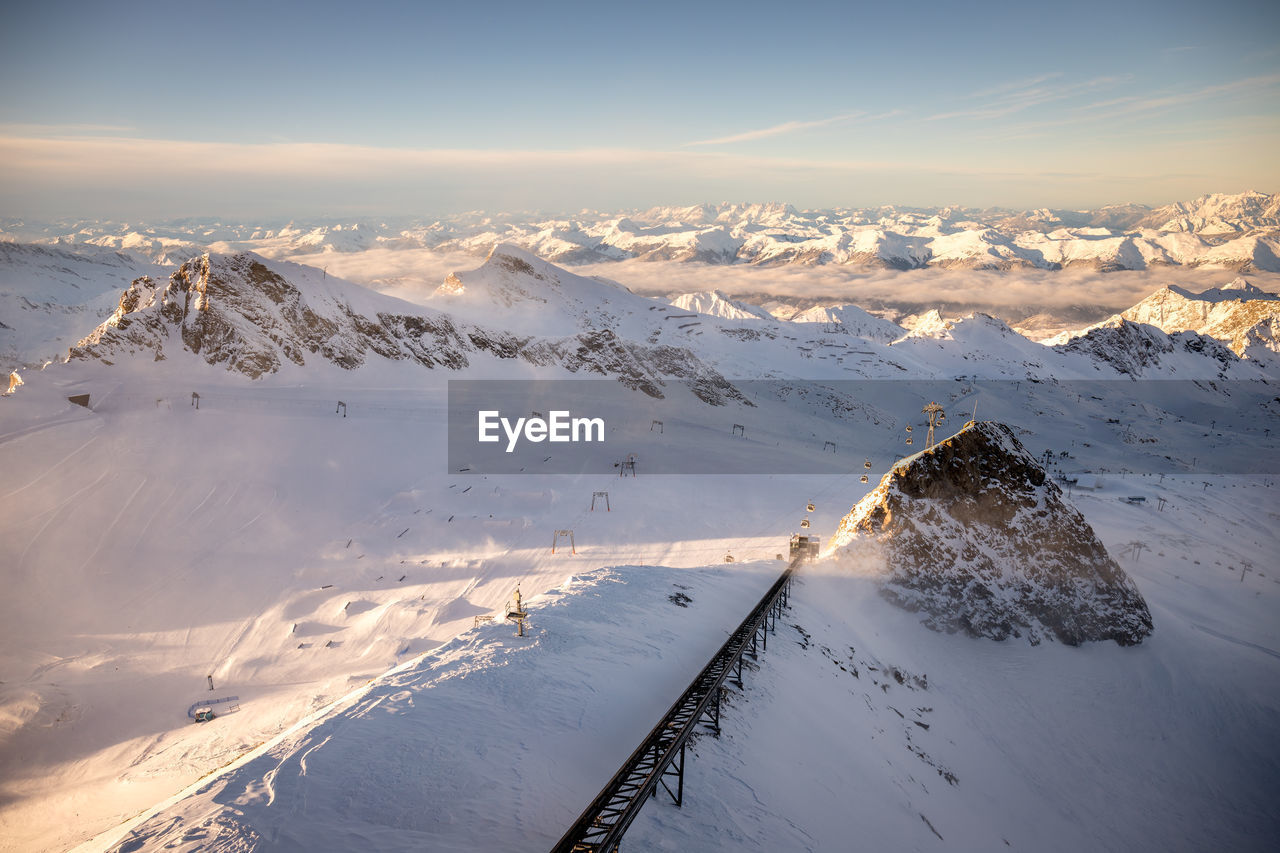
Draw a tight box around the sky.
[1,0,1278,219]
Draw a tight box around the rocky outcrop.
[69,252,452,376]
[1052,317,1239,376]
[828,421,1153,646]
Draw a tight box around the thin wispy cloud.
[958,72,1279,139]
[0,122,137,136]
[1077,72,1280,117]
[0,132,1077,185]
[965,73,1063,100]
[971,72,1280,143]
[928,75,1125,122]
[1,128,1271,218]
[683,113,863,147]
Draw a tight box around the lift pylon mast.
[922,401,946,449]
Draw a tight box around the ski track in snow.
[1192,623,1280,660]
[230,487,277,535]
[297,734,331,778]
[184,484,220,522]
[0,409,96,450]
[131,479,181,557]
[16,464,111,573]
[77,474,148,577]
[0,430,99,502]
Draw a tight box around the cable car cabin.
[861,474,869,483]
[906,437,913,445]
[789,534,821,563]
[806,502,815,512]
[864,459,872,469]
[800,518,811,528]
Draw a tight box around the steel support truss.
[550,563,796,853]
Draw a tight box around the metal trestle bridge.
[551,563,796,853]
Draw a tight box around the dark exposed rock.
[829,421,1153,646]
[1054,318,1238,376]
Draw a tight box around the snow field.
[1,240,1277,852]
[1,360,852,852]
[70,471,1280,853]
[624,480,1280,852]
[78,562,786,852]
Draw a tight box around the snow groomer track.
[552,562,797,853]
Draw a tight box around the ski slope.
[76,474,1280,853]
[0,244,1277,852]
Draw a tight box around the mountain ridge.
[6,191,1278,273]
[59,246,1280,387]
[67,249,751,404]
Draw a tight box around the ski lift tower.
[506,586,529,636]
[923,402,946,449]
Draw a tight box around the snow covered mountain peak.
[1115,278,1280,357]
[905,312,1031,349]
[786,303,905,343]
[1138,190,1280,234]
[64,248,748,401]
[670,290,774,321]
[900,309,957,339]
[437,242,630,304]
[827,420,1154,646]
[1170,276,1278,303]
[70,251,479,377]
[1052,317,1245,376]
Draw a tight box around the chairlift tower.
[552,529,576,554]
[506,586,529,636]
[923,402,946,449]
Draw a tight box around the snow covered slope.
[622,524,1279,852]
[76,563,786,852]
[0,242,164,368]
[80,474,1280,853]
[1,243,1277,853]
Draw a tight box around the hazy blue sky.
[2,0,1277,217]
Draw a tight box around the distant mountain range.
[59,245,1278,386]
[3,191,1278,272]
[3,237,1277,377]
